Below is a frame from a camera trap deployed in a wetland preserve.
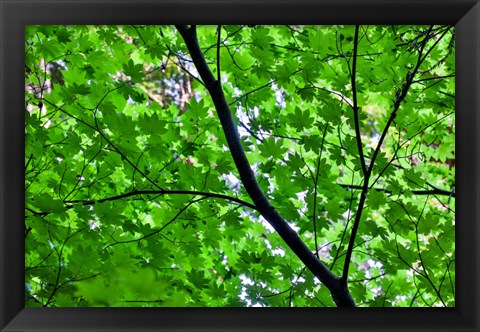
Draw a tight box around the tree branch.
[175,25,355,307]
[351,25,367,176]
[338,183,455,198]
[228,79,276,106]
[216,25,221,82]
[64,189,257,210]
[312,125,328,259]
[104,197,204,248]
[342,26,438,281]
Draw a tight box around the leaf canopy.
[25,25,455,307]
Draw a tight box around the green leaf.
[123,59,145,82]
[288,107,314,131]
[29,193,66,213]
[258,137,287,159]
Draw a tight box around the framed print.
[1,0,479,331]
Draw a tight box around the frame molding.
[1,1,478,331]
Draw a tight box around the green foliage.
[25,25,455,307]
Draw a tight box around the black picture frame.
[1,0,479,331]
